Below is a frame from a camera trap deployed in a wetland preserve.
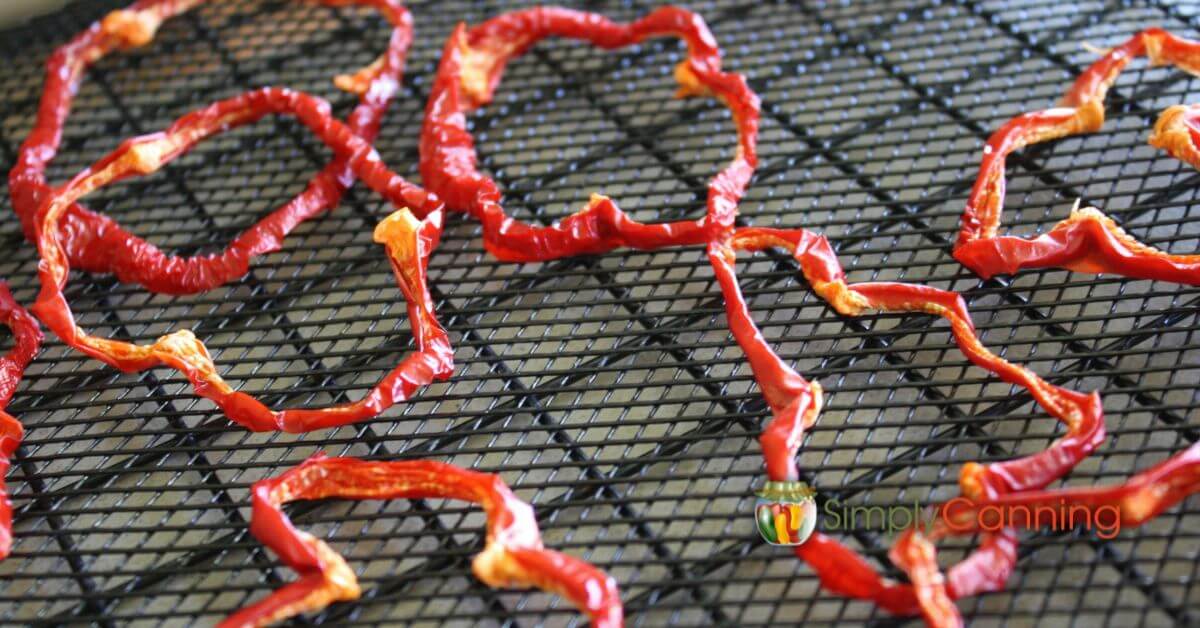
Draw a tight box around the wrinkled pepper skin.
[0,284,42,560]
[9,0,419,295]
[25,6,1195,628]
[956,28,1200,284]
[220,454,623,627]
[713,228,1104,627]
[415,9,1115,626]
[419,6,759,260]
[30,88,448,433]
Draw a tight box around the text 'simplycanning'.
[755,481,1123,545]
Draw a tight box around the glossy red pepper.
[220,454,623,627]
[30,88,446,432]
[419,6,759,260]
[9,0,418,295]
[0,283,42,560]
[955,28,1200,283]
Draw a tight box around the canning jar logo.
[755,480,817,546]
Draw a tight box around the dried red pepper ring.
[955,28,1200,283]
[220,454,623,627]
[419,6,760,260]
[9,0,425,295]
[0,283,42,560]
[709,227,1104,626]
[31,88,447,432]
[893,440,1200,628]
[413,7,1112,623]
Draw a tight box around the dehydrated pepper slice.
[31,88,446,432]
[710,228,1104,625]
[220,454,623,627]
[415,8,1116,625]
[0,283,42,559]
[937,440,1200,534]
[893,440,1200,627]
[719,228,1106,494]
[419,6,759,261]
[26,7,1159,625]
[9,0,425,295]
[955,28,1200,283]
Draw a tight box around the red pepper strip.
[706,227,1104,624]
[889,530,961,628]
[220,454,623,627]
[31,88,448,432]
[938,440,1200,535]
[955,28,1200,283]
[892,440,1200,627]
[9,0,423,295]
[419,6,760,261]
[413,8,1105,623]
[0,283,43,560]
[722,227,1105,493]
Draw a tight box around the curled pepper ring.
[9,0,425,295]
[955,28,1200,283]
[416,7,1109,627]
[0,284,43,559]
[711,229,1104,627]
[419,6,759,257]
[23,6,1139,625]
[30,87,448,433]
[220,454,622,627]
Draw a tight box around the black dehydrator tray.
[0,0,1198,625]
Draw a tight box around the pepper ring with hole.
[10,0,429,295]
[30,87,449,433]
